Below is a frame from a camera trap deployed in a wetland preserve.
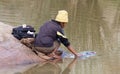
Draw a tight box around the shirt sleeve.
[57,31,70,47]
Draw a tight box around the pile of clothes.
[12,24,37,48]
[12,24,36,40]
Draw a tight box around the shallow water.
[0,0,120,74]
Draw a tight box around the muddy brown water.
[0,0,120,74]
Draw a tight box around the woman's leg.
[49,41,63,59]
[33,41,61,60]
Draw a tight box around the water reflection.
[62,58,77,74]
[23,62,61,74]
[0,0,120,74]
[23,58,77,74]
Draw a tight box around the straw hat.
[55,10,68,22]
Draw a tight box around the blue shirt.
[34,20,64,47]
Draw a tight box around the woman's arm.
[67,45,78,58]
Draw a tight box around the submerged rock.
[0,22,44,66]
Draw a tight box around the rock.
[0,22,44,66]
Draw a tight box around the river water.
[0,0,120,74]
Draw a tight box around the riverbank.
[0,22,45,66]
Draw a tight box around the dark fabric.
[34,20,64,47]
[57,35,70,47]
[12,25,36,40]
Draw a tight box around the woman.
[33,10,78,60]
